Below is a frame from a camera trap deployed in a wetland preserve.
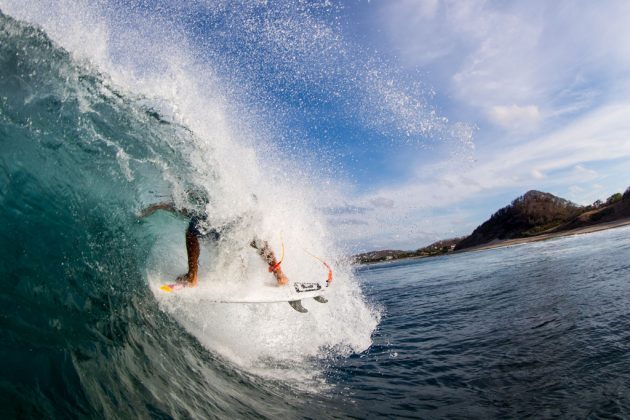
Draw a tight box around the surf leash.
[269,238,285,273]
[304,249,333,285]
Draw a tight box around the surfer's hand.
[275,270,289,286]
[138,206,155,218]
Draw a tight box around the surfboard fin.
[313,296,328,304]
[288,300,308,313]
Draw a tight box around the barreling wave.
[0,11,377,418]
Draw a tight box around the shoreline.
[457,217,630,254]
[357,217,630,265]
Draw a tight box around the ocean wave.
[0,9,378,417]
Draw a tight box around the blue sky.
[121,0,630,251]
[4,0,630,251]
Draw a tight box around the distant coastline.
[449,216,630,255]
[354,187,630,264]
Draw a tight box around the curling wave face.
[0,10,378,418]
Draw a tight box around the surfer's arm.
[139,202,177,218]
[139,202,192,218]
[250,239,288,286]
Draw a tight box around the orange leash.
[304,249,333,285]
[269,239,285,272]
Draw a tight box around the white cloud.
[531,169,545,180]
[377,1,630,129]
[573,164,598,179]
[488,104,541,131]
[369,197,395,208]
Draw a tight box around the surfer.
[139,197,289,288]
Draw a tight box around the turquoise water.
[3,9,630,419]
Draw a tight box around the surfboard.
[156,279,329,313]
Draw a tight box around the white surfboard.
[152,275,329,312]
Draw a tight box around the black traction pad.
[294,282,322,293]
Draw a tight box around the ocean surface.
[348,225,630,418]
[2,7,630,419]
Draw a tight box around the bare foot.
[275,271,289,286]
[176,273,197,287]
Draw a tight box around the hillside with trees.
[355,185,630,263]
[559,187,630,230]
[455,190,582,249]
[456,188,630,250]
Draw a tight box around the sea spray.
[0,1,379,395]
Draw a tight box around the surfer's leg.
[250,238,273,263]
[186,229,200,286]
[250,238,288,286]
[177,227,200,287]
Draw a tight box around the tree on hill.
[455,190,582,250]
[606,192,623,205]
